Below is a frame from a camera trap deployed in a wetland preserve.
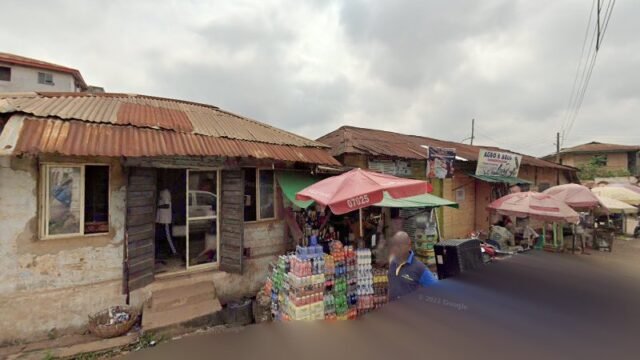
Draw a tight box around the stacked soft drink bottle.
[356,248,374,315]
[372,268,389,308]
[330,241,349,319]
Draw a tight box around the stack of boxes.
[283,245,326,320]
[269,241,390,321]
[356,248,374,315]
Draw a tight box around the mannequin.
[157,188,177,255]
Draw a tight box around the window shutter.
[219,169,245,273]
[125,167,157,291]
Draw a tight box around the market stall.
[543,183,603,253]
[487,191,580,251]
[267,168,438,321]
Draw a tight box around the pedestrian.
[388,231,437,301]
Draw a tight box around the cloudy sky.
[2,0,638,156]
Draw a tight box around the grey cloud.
[0,0,637,155]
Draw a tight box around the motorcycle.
[634,223,640,239]
[470,230,497,263]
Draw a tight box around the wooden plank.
[127,205,155,216]
[127,223,154,236]
[128,242,153,258]
[127,183,156,192]
[219,169,244,274]
[126,167,157,291]
[127,213,156,227]
[126,196,155,207]
[128,256,154,275]
[128,272,154,291]
[129,175,155,185]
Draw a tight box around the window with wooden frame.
[243,168,275,222]
[40,164,110,239]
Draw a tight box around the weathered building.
[542,141,640,176]
[0,92,338,343]
[0,53,89,93]
[318,126,578,239]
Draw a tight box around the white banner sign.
[475,149,522,177]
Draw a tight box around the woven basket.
[88,305,138,338]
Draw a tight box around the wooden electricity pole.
[556,132,561,185]
[470,118,475,145]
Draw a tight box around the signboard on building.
[426,147,456,179]
[475,149,522,177]
[368,159,412,177]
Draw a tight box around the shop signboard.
[368,159,412,177]
[426,147,456,179]
[475,149,522,177]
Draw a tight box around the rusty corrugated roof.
[0,92,325,147]
[0,53,87,89]
[8,117,339,165]
[559,141,640,154]
[317,126,574,171]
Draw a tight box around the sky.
[1,0,638,156]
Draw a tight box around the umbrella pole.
[359,208,364,243]
[572,224,576,255]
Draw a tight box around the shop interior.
[154,168,219,274]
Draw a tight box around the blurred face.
[389,232,411,262]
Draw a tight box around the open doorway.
[153,168,220,275]
[155,169,187,274]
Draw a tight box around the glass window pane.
[47,166,81,236]
[188,171,217,218]
[188,218,217,266]
[244,170,257,221]
[259,170,275,219]
[84,165,109,234]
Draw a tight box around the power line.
[561,0,616,145]
[560,0,596,138]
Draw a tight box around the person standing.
[388,231,437,301]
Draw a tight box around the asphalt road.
[122,239,640,360]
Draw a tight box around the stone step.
[142,297,221,331]
[142,279,221,331]
[149,281,215,310]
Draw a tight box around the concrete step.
[150,281,216,310]
[142,279,221,331]
[142,297,221,331]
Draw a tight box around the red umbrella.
[296,168,432,215]
[542,183,602,209]
[488,191,579,223]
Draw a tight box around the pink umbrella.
[488,191,580,223]
[542,183,602,209]
[296,168,432,215]
[608,183,640,194]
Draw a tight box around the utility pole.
[470,118,475,145]
[596,0,602,51]
[556,132,561,185]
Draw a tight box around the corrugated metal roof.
[8,117,339,165]
[318,126,574,171]
[0,92,326,147]
[0,52,87,89]
[560,141,640,154]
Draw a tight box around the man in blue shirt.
[388,231,437,300]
